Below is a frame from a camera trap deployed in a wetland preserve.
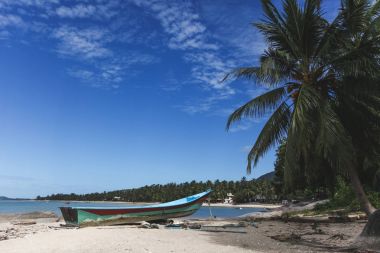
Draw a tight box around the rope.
[208,197,213,219]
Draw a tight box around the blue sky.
[0,0,340,198]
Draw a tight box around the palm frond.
[246,101,291,174]
[224,48,296,85]
[226,86,288,130]
[255,0,300,57]
[340,0,371,34]
[290,85,321,133]
[315,102,355,173]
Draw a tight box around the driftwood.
[200,224,249,233]
[11,221,36,226]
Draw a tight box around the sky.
[0,0,340,198]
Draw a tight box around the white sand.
[203,203,282,209]
[0,223,259,253]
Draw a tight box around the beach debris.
[138,223,151,229]
[0,234,8,241]
[237,221,258,228]
[5,228,17,234]
[329,233,347,240]
[12,221,37,226]
[150,224,159,229]
[270,233,301,242]
[179,222,202,229]
[200,224,248,233]
[59,223,79,228]
[188,223,201,229]
[138,222,160,229]
[165,224,182,229]
[147,219,169,225]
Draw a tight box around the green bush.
[368,191,380,209]
[331,177,361,210]
[314,177,380,212]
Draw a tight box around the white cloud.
[131,0,237,109]
[68,52,158,88]
[56,4,96,18]
[68,67,121,89]
[68,68,94,80]
[0,0,265,105]
[52,26,111,59]
[132,0,218,51]
[198,1,266,63]
[184,52,236,92]
[55,1,120,19]
[0,14,23,27]
[0,0,59,10]
[178,91,233,114]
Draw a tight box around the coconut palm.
[226,0,380,234]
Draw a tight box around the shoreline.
[203,202,282,209]
[8,199,158,205]
[3,199,283,210]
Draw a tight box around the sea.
[0,200,266,219]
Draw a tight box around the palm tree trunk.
[361,209,380,237]
[347,166,376,216]
[347,166,380,237]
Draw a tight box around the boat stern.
[59,207,79,226]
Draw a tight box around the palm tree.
[226,0,380,235]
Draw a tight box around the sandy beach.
[0,217,256,253]
[203,203,282,209]
[0,223,253,253]
[0,212,377,253]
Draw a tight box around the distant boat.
[60,190,211,227]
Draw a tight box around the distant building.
[113,196,121,201]
[224,193,234,204]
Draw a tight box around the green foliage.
[368,191,380,209]
[330,177,359,210]
[37,178,277,203]
[273,139,292,196]
[314,178,380,212]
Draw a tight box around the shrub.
[314,177,380,212]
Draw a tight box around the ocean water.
[0,200,265,218]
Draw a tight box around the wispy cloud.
[0,13,24,27]
[68,67,122,89]
[131,0,239,109]
[0,0,159,88]
[68,52,159,88]
[0,0,59,8]
[56,4,97,19]
[178,91,233,114]
[0,0,269,112]
[55,2,120,19]
[183,52,235,92]
[132,0,218,51]
[199,1,266,62]
[52,26,112,59]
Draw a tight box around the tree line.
[36,178,277,204]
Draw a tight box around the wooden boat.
[60,190,211,227]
